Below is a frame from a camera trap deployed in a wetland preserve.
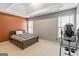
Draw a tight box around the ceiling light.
[31,3,41,9]
[31,3,40,5]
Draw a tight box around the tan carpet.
[0,39,60,56]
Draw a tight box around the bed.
[9,30,39,49]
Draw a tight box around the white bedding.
[11,33,38,42]
[11,35,26,42]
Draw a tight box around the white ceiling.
[0,3,78,18]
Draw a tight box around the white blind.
[28,20,33,33]
[57,9,75,38]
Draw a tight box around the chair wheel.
[71,48,75,53]
[65,47,69,51]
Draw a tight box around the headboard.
[9,31,16,36]
[9,30,26,39]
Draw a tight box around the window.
[28,20,33,33]
[58,14,74,38]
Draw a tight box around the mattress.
[11,33,38,42]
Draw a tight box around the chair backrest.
[64,23,74,38]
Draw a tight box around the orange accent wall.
[0,12,28,42]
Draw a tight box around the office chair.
[64,23,76,56]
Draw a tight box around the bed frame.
[9,30,39,49]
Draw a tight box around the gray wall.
[29,8,76,42]
[32,14,57,42]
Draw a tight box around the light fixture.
[31,3,41,9]
[31,3,40,5]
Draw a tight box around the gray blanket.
[15,33,38,39]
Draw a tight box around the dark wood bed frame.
[9,30,39,49]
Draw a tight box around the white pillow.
[16,31,23,34]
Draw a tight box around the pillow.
[16,31,23,34]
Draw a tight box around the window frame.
[57,14,75,39]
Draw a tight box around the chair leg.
[64,41,72,56]
[68,41,72,56]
